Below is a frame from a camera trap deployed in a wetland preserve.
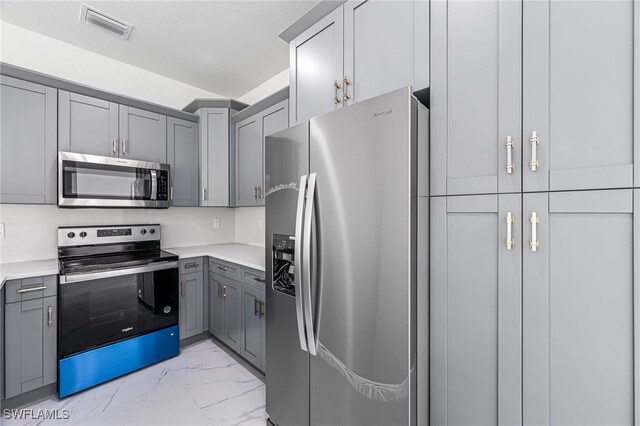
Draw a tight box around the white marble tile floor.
[3,339,267,426]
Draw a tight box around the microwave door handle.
[294,174,308,352]
[302,172,317,356]
[150,170,158,200]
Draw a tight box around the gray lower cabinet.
[235,99,288,207]
[179,273,204,340]
[523,0,639,192]
[240,284,265,371]
[430,194,522,425]
[209,273,242,353]
[58,90,119,157]
[4,289,57,399]
[0,76,57,204]
[167,117,199,206]
[209,274,226,338]
[523,189,638,425]
[430,0,522,196]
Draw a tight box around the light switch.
[213,218,221,229]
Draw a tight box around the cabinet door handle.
[112,137,118,154]
[121,138,127,155]
[254,186,258,200]
[255,298,259,316]
[529,131,539,171]
[334,80,342,104]
[180,281,185,296]
[343,76,351,100]
[202,188,207,202]
[253,277,265,283]
[217,265,228,271]
[258,185,262,199]
[47,306,53,326]
[184,262,198,269]
[506,212,515,250]
[16,285,47,294]
[530,212,540,252]
[223,285,227,298]
[259,300,265,318]
[505,136,516,174]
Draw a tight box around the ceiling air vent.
[80,4,133,40]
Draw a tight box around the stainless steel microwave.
[58,152,170,208]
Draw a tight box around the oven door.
[58,262,179,359]
[58,152,170,208]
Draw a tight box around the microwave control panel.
[156,170,169,201]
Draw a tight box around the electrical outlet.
[0,223,5,239]
[258,219,263,230]
[213,218,221,229]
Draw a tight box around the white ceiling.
[0,1,314,98]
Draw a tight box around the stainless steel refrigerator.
[265,87,429,426]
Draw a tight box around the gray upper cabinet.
[241,283,265,371]
[235,98,289,207]
[431,194,522,426]
[288,1,428,125]
[523,189,638,425]
[179,270,205,340]
[431,0,522,196]
[236,118,262,206]
[167,117,199,206]
[198,108,235,207]
[0,76,57,204]
[290,6,344,125]
[5,295,57,399]
[59,90,119,157]
[523,0,639,192]
[343,0,429,106]
[119,106,167,163]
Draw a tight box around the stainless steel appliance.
[265,87,429,426]
[57,224,179,398]
[58,152,170,208]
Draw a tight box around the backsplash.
[235,207,265,246]
[0,205,236,263]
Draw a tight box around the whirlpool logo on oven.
[121,327,134,333]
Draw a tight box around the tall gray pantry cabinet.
[430,0,640,425]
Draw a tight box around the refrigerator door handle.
[303,172,318,356]
[294,174,309,352]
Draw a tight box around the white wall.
[0,22,221,110]
[0,205,235,263]
[234,207,265,246]
[237,68,289,105]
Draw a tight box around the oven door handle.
[60,261,178,284]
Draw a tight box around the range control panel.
[273,234,295,297]
[58,224,161,247]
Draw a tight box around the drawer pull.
[17,285,47,294]
[253,277,266,283]
[217,265,228,272]
[47,306,53,326]
[184,262,198,269]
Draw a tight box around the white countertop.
[0,258,59,288]
[165,243,265,272]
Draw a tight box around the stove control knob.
[149,228,156,235]
[141,229,147,235]
[79,232,87,238]
[67,232,75,238]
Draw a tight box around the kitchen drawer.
[179,257,203,275]
[209,258,239,280]
[5,275,57,304]
[240,267,266,289]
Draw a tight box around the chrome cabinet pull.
[17,285,47,294]
[506,212,515,250]
[112,137,118,154]
[258,185,262,199]
[184,262,198,269]
[343,76,351,101]
[253,277,265,283]
[334,80,342,104]
[121,138,127,155]
[294,175,309,352]
[180,281,185,297]
[254,298,259,316]
[254,186,258,200]
[47,306,53,326]
[222,285,227,298]
[259,300,265,318]
[530,212,540,252]
[202,188,207,202]
[529,131,539,171]
[506,136,516,174]
[217,265,228,272]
